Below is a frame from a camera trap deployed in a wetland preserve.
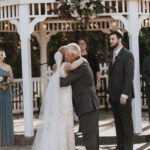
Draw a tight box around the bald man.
[60,43,100,150]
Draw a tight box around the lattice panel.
[98,0,128,15]
[29,3,59,18]
[139,0,150,13]
[34,18,124,33]
[0,4,19,21]
[0,21,16,32]
[142,17,150,27]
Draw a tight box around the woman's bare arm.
[70,57,87,70]
[8,65,13,82]
[63,57,88,74]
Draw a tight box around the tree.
[0,32,40,78]
[139,27,150,69]
[47,30,107,67]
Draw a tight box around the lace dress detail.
[60,63,75,150]
[31,52,74,150]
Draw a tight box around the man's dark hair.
[110,30,123,39]
[78,37,89,45]
[78,37,89,51]
[0,47,4,52]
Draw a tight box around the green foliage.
[139,27,150,66]
[1,27,150,78]
[58,0,103,20]
[0,33,40,78]
[47,30,107,67]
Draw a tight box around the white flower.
[57,3,62,9]
[0,76,3,82]
[89,4,94,10]
[79,3,86,10]
[84,0,90,3]
[89,13,96,19]
[70,10,79,18]
[7,77,11,84]
[79,1,86,9]
[70,3,76,9]
[77,17,82,21]
[81,14,85,18]
[101,1,105,5]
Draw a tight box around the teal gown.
[0,68,14,146]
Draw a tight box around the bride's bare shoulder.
[62,62,71,73]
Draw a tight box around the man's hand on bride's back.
[58,46,66,54]
[52,64,57,71]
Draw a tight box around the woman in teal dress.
[0,48,14,146]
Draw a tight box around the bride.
[31,43,87,150]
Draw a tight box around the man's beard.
[111,42,119,49]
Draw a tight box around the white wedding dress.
[31,51,75,150]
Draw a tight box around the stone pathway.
[0,111,150,150]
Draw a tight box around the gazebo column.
[128,0,142,133]
[39,22,51,100]
[19,4,33,137]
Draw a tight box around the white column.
[128,0,142,133]
[39,22,50,100]
[19,4,33,137]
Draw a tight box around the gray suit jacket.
[108,47,135,101]
[60,63,99,116]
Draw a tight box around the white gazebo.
[0,0,150,137]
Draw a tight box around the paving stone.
[0,111,150,150]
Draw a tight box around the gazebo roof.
[0,0,150,33]
[0,0,150,32]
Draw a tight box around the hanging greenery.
[58,0,104,21]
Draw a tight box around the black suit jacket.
[108,47,135,101]
[141,55,150,97]
[60,63,99,116]
[142,55,150,87]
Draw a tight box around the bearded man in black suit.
[108,30,134,150]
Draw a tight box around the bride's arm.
[70,57,88,70]
[63,58,88,74]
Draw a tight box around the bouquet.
[0,75,11,90]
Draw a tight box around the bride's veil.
[32,51,63,150]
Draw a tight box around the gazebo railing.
[138,0,150,14]
[0,3,19,21]
[12,77,41,114]
[98,0,128,15]
[98,74,148,111]
[11,72,148,114]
